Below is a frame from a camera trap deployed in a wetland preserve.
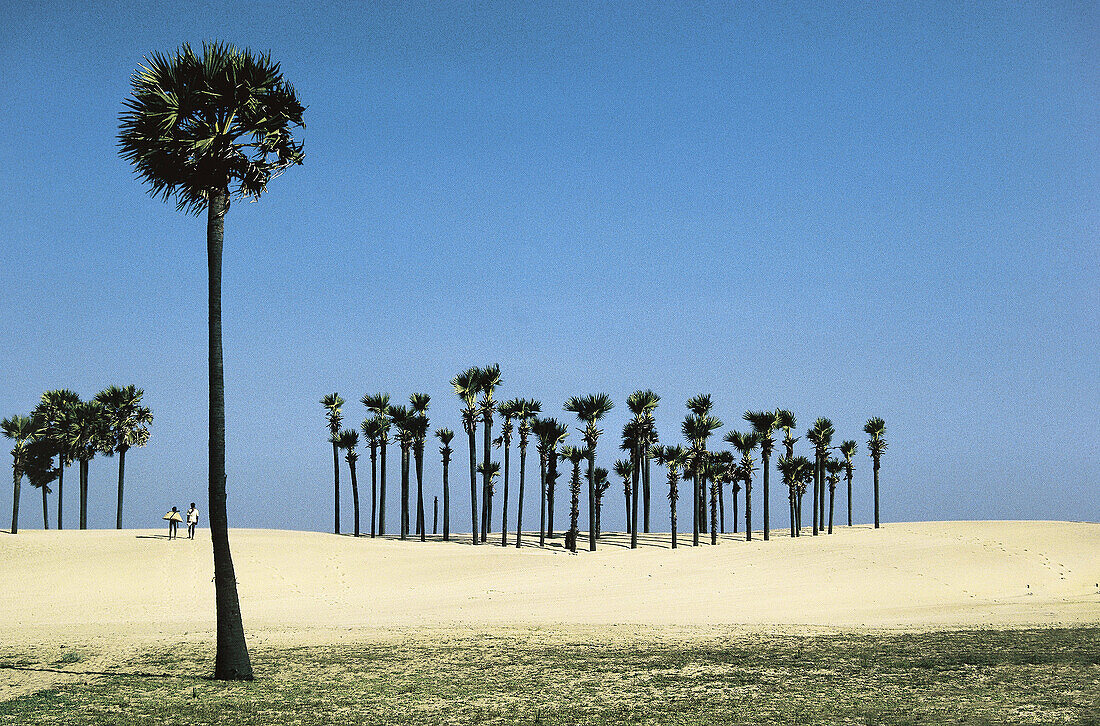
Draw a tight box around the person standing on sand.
[164,506,182,539]
[187,503,199,540]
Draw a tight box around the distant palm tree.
[825,457,843,534]
[795,455,813,533]
[839,440,857,526]
[535,418,569,543]
[626,391,660,534]
[451,368,482,545]
[410,393,430,541]
[777,455,799,537]
[564,393,614,551]
[592,466,610,537]
[63,400,106,530]
[513,399,541,548]
[654,446,685,548]
[388,405,414,539]
[614,459,634,535]
[620,418,641,547]
[336,430,361,536]
[94,385,153,529]
[478,364,502,542]
[3,414,44,534]
[727,431,761,541]
[682,408,722,546]
[559,446,587,552]
[360,416,384,537]
[119,42,304,681]
[26,435,59,530]
[34,390,80,530]
[476,461,500,542]
[496,399,520,546]
[321,394,345,535]
[362,394,391,536]
[702,453,723,545]
[806,418,834,536]
[685,395,716,534]
[744,411,777,541]
[864,417,888,528]
[435,428,454,541]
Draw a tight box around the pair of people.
[165,504,200,540]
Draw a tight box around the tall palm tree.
[94,385,153,530]
[534,418,569,543]
[435,428,454,541]
[686,395,716,534]
[336,429,361,536]
[654,446,685,548]
[34,390,80,530]
[614,459,634,535]
[621,418,641,547]
[3,414,44,534]
[682,410,722,546]
[389,405,414,540]
[477,365,502,542]
[727,431,761,541]
[626,391,660,534]
[744,411,776,541]
[559,445,587,552]
[63,400,106,530]
[360,416,384,537]
[410,393,430,541]
[120,43,303,680]
[807,418,835,536]
[564,393,614,552]
[592,466,610,538]
[864,417,888,528]
[362,394,391,536]
[825,457,843,534]
[321,394,344,535]
[451,368,482,545]
[496,399,519,546]
[513,399,542,548]
[839,440,857,526]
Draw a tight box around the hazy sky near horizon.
[1,1,1097,534]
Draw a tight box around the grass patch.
[1,628,1098,724]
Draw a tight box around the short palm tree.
[795,455,814,533]
[512,399,541,548]
[451,368,482,544]
[864,417,887,528]
[839,440,857,526]
[435,428,454,541]
[682,410,722,546]
[34,389,80,530]
[63,400,107,530]
[25,435,59,530]
[825,457,843,534]
[592,466,610,537]
[726,431,761,541]
[744,411,777,540]
[120,42,304,680]
[614,459,634,535]
[321,394,345,535]
[476,461,500,541]
[4,415,45,534]
[533,418,569,544]
[496,399,520,546]
[362,394,391,536]
[620,418,640,546]
[95,385,153,529]
[559,445,587,552]
[654,446,685,548]
[565,393,615,551]
[361,416,384,537]
[685,395,715,535]
[777,455,799,537]
[336,429,361,536]
[701,453,723,545]
[478,364,502,542]
[410,393,430,541]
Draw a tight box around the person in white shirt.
[186,503,200,540]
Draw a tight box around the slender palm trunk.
[501,437,510,546]
[538,454,547,547]
[547,454,557,539]
[595,495,602,537]
[481,415,491,542]
[10,469,20,535]
[56,464,64,528]
[624,488,631,534]
[846,469,853,527]
[669,475,678,549]
[442,454,450,541]
[789,494,796,537]
[207,189,252,680]
[349,457,360,537]
[745,478,752,541]
[828,483,834,534]
[400,446,410,539]
[819,466,826,526]
[873,459,880,528]
[630,444,640,548]
[587,452,596,551]
[692,470,700,546]
[378,439,388,536]
[115,448,127,529]
[709,481,718,545]
[718,481,725,533]
[812,452,820,536]
[762,452,770,540]
[514,443,526,548]
[433,496,438,534]
[41,483,49,529]
[642,452,651,533]
[332,439,340,535]
[732,488,738,533]
[796,492,803,534]
[466,421,478,545]
[369,444,378,537]
[79,459,89,530]
[568,462,580,553]
[415,444,425,541]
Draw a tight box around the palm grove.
[320,367,888,552]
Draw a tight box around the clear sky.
[1,1,1096,533]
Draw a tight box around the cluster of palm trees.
[3,386,153,534]
[322,367,888,551]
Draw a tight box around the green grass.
[2,628,1098,725]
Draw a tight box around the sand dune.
[2,521,1097,638]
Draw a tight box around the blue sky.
[1,1,1096,533]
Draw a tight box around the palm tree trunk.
[812,453,819,536]
[467,423,478,545]
[433,496,438,534]
[630,444,640,549]
[692,471,700,546]
[762,453,770,541]
[332,439,340,535]
[642,452,651,533]
[846,469,852,527]
[732,488,738,533]
[745,479,752,541]
[670,477,678,549]
[789,496,796,537]
[378,440,387,536]
[828,484,834,534]
[538,455,547,547]
[547,454,557,539]
[718,481,725,534]
[400,447,410,540]
[370,444,378,538]
[415,445,425,541]
[56,464,64,528]
[873,459,880,528]
[587,452,596,551]
[481,416,491,542]
[115,448,127,529]
[820,467,826,526]
[501,437,510,546]
[514,443,526,548]
[349,457,360,537]
[41,482,49,529]
[442,455,450,541]
[79,459,88,530]
[207,188,252,681]
[710,482,718,545]
[624,488,631,534]
[10,469,20,535]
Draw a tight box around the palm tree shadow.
[134,534,173,540]
[0,663,204,681]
